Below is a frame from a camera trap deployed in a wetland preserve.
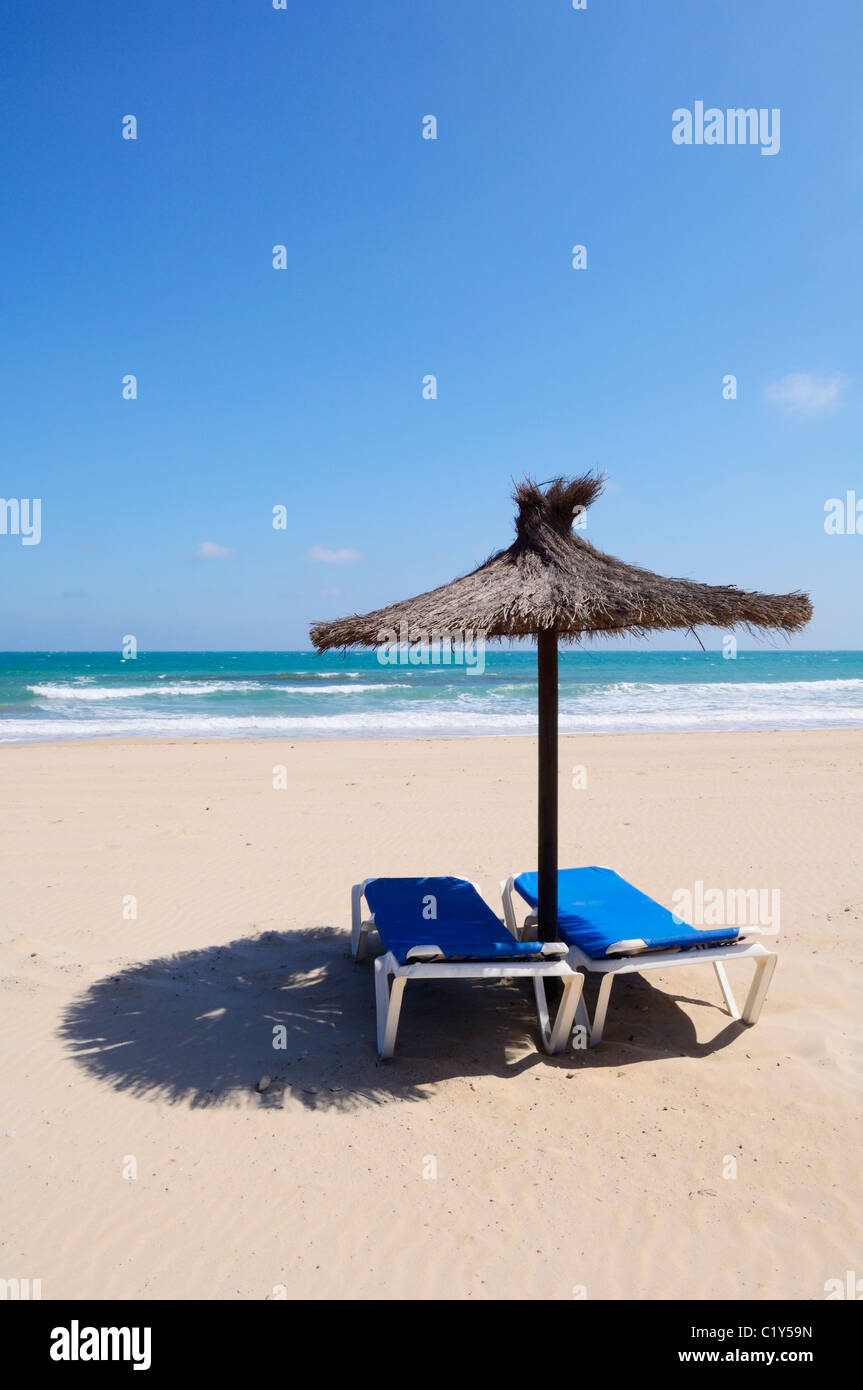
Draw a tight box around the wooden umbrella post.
[537,628,559,942]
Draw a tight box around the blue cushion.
[365,876,548,966]
[513,867,740,958]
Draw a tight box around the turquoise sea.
[0,650,861,742]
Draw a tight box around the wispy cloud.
[764,372,846,417]
[195,541,234,559]
[320,586,342,599]
[308,545,361,566]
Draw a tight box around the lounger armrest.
[350,882,365,959]
[539,942,568,958]
[500,876,520,935]
[405,945,445,963]
[351,882,377,961]
[500,876,542,940]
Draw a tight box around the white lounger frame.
[352,880,585,1059]
[501,873,778,1047]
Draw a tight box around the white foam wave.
[7,673,862,741]
[268,683,410,694]
[28,681,261,700]
[27,680,407,701]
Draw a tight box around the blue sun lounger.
[351,876,584,1058]
[502,866,777,1046]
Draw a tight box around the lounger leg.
[539,972,584,1055]
[533,976,552,1051]
[590,974,615,1047]
[714,961,741,1019]
[374,957,407,1058]
[741,953,777,1026]
[351,884,366,961]
[574,991,591,1039]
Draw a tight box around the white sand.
[1,730,860,1300]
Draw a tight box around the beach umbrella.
[310,476,811,940]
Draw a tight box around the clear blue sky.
[1,0,860,650]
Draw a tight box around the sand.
[1,729,860,1301]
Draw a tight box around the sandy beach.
[1,729,860,1301]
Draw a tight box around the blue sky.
[0,0,860,650]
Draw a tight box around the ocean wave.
[269,683,411,694]
[27,680,408,701]
[5,668,862,742]
[576,677,863,697]
[28,681,264,700]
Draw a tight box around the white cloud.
[764,372,846,417]
[195,541,234,559]
[308,545,361,566]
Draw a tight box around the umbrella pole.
[537,629,558,942]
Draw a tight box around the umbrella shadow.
[58,927,568,1111]
[59,931,750,1108]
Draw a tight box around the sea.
[0,649,861,743]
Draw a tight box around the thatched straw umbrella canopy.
[311,476,812,938]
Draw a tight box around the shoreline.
[2,721,862,750]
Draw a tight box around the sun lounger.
[502,866,777,1047]
[351,875,584,1058]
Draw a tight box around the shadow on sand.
[58,927,748,1111]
